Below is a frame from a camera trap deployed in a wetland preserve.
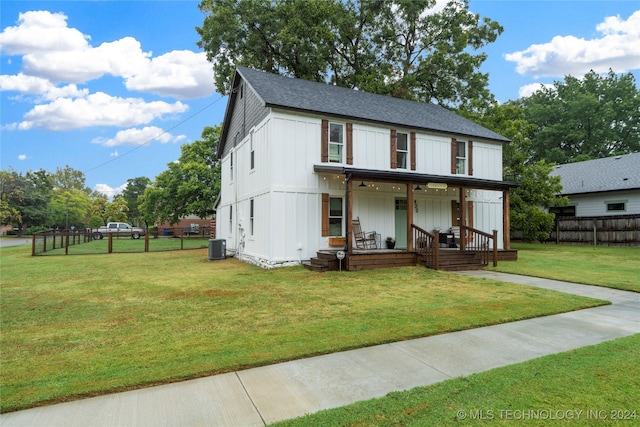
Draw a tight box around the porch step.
[303,251,341,272]
[421,250,487,271]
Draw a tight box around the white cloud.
[505,11,640,77]
[0,11,90,55]
[0,73,89,100]
[92,126,186,147]
[18,154,27,160]
[94,182,127,198]
[0,10,216,99]
[125,50,215,99]
[518,82,555,98]
[15,92,188,131]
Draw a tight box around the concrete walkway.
[2,272,639,426]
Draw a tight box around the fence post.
[144,232,149,252]
[593,222,597,246]
[492,230,498,267]
[32,234,36,256]
[65,231,69,255]
[108,233,113,253]
[180,232,184,250]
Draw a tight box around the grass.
[0,244,606,413]
[273,334,640,426]
[490,243,640,292]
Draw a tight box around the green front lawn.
[274,334,639,426]
[491,243,640,292]
[0,245,605,412]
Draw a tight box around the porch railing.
[411,224,439,270]
[460,225,498,267]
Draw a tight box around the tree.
[121,177,151,226]
[459,103,567,242]
[518,70,640,164]
[52,165,90,193]
[47,189,91,229]
[141,126,221,225]
[197,0,503,108]
[0,168,53,235]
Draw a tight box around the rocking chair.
[352,217,378,249]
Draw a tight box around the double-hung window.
[397,133,408,169]
[456,140,466,174]
[230,151,234,181]
[329,197,343,236]
[249,199,254,236]
[329,123,344,163]
[229,205,233,232]
[250,132,255,170]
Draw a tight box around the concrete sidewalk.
[2,272,639,426]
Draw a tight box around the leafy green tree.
[459,103,567,242]
[197,0,503,107]
[0,168,53,235]
[121,177,151,226]
[52,165,90,193]
[48,189,91,229]
[106,196,130,223]
[141,126,221,225]
[518,70,640,163]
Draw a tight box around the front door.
[394,198,407,249]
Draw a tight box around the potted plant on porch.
[385,236,396,249]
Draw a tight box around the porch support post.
[459,187,467,251]
[346,175,353,255]
[503,189,511,250]
[407,182,414,252]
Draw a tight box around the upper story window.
[456,140,466,174]
[250,132,255,170]
[397,133,408,169]
[329,123,344,163]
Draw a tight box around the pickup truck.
[92,222,145,240]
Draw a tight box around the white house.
[549,153,640,217]
[216,67,517,270]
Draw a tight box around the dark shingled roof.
[235,67,510,143]
[549,152,640,195]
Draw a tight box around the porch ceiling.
[314,165,519,191]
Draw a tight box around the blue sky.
[2,0,639,198]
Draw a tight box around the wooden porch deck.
[303,248,517,272]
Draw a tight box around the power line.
[84,95,225,175]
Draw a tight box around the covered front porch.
[305,165,518,272]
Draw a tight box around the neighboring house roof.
[220,67,510,155]
[549,152,640,195]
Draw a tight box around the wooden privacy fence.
[513,214,640,246]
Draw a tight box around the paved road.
[2,272,639,426]
[0,238,31,248]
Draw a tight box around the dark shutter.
[468,140,473,176]
[390,130,397,169]
[451,138,457,174]
[321,193,329,236]
[321,120,329,163]
[410,132,416,171]
[346,123,353,165]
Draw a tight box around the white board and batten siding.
[218,110,506,266]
